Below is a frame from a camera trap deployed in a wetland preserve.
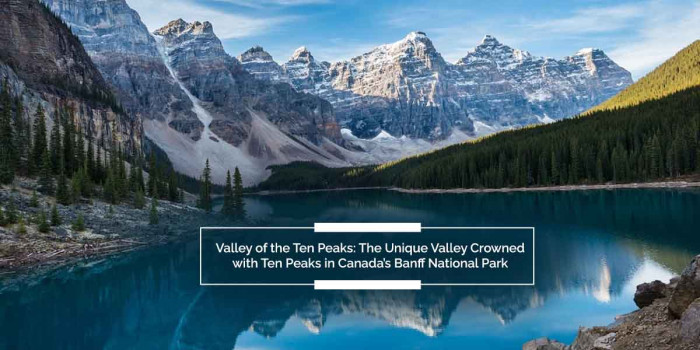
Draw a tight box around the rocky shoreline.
[524,255,700,350]
[0,178,206,273]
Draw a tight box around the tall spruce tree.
[75,125,85,171]
[13,97,25,174]
[147,150,157,197]
[221,170,233,215]
[55,154,70,205]
[86,133,95,180]
[32,105,47,172]
[62,108,74,176]
[0,80,15,184]
[233,167,246,220]
[38,149,55,194]
[49,110,61,174]
[198,159,212,212]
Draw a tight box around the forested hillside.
[591,40,700,112]
[258,84,700,191]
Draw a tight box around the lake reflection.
[1,189,699,350]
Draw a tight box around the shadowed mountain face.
[41,0,201,139]
[41,0,353,184]
[0,0,140,153]
[241,33,633,140]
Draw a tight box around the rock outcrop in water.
[524,254,700,350]
[242,33,633,140]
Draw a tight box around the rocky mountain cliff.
[0,0,140,153]
[41,0,354,185]
[41,0,201,140]
[242,33,633,140]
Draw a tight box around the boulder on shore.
[680,297,700,342]
[634,280,667,308]
[522,337,567,350]
[668,255,700,318]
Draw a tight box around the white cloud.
[212,0,330,8]
[126,0,295,39]
[607,1,700,79]
[526,4,645,34]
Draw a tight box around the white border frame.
[199,226,535,288]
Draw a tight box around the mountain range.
[39,0,633,185]
[241,33,632,141]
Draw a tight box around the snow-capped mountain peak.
[154,18,214,38]
[480,34,501,46]
[239,46,274,63]
[291,46,314,62]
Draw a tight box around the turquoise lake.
[1,188,699,349]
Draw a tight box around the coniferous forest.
[258,85,700,191]
[0,80,187,209]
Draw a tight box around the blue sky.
[128,0,700,79]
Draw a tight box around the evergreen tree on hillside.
[147,150,157,197]
[86,133,95,181]
[50,204,61,226]
[56,154,71,205]
[198,159,212,212]
[149,197,159,225]
[95,142,103,183]
[167,169,179,202]
[233,167,246,220]
[221,170,233,215]
[49,110,61,174]
[75,124,85,171]
[39,149,55,194]
[13,97,26,174]
[32,105,47,172]
[62,108,74,175]
[0,80,15,184]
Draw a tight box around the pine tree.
[133,187,145,209]
[32,105,47,172]
[147,150,157,197]
[62,109,74,176]
[168,170,179,202]
[49,108,61,174]
[0,80,15,184]
[13,97,25,174]
[56,155,71,205]
[29,190,39,207]
[198,159,212,212]
[5,200,17,225]
[86,133,95,181]
[149,197,159,225]
[37,210,50,233]
[16,217,26,235]
[233,167,246,220]
[95,143,103,184]
[38,149,55,194]
[75,125,85,171]
[221,170,233,215]
[50,204,61,226]
[72,213,85,232]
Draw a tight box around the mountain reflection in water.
[0,189,698,350]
